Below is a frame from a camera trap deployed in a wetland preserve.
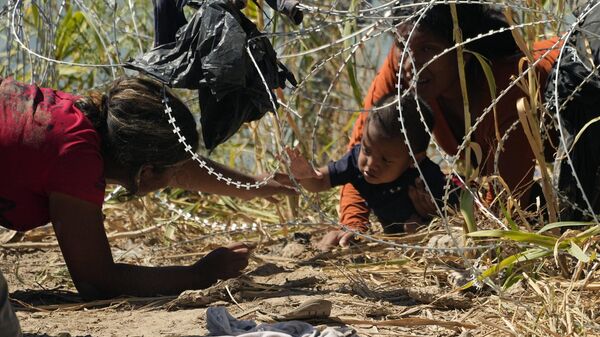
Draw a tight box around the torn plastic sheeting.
[126,0,297,150]
[264,0,304,25]
[544,3,600,220]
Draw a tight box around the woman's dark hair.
[367,93,434,153]
[395,2,520,59]
[75,77,199,193]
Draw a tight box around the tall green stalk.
[450,4,476,234]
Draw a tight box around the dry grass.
[1,195,598,335]
[1,0,600,335]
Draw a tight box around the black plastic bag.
[544,4,600,220]
[263,0,303,25]
[126,0,298,150]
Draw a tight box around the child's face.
[358,121,412,184]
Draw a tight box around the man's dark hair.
[394,2,520,59]
[367,93,434,153]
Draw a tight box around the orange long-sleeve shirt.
[339,39,561,231]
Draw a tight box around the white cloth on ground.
[205,307,356,337]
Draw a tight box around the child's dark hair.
[395,3,520,59]
[75,77,199,194]
[367,93,434,153]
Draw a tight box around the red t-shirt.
[0,77,105,231]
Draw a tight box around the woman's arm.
[169,157,296,200]
[49,192,249,299]
[292,166,331,193]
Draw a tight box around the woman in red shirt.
[318,4,560,250]
[0,76,295,300]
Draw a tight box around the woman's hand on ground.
[194,242,252,282]
[316,230,355,251]
[408,177,437,218]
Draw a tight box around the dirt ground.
[1,223,599,337]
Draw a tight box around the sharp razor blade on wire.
[6,0,591,263]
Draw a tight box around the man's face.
[397,25,461,102]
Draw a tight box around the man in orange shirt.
[318,3,560,250]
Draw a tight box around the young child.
[287,94,447,234]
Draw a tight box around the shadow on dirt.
[24,335,91,337]
[12,289,82,309]
[11,288,174,312]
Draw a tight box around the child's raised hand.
[284,146,323,180]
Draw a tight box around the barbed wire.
[2,0,596,262]
[552,0,600,224]
[161,87,500,254]
[10,0,125,68]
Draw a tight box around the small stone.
[281,242,305,258]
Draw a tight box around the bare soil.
[1,224,598,337]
